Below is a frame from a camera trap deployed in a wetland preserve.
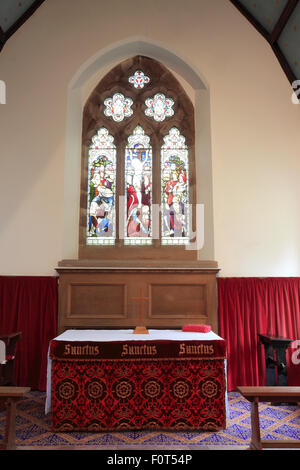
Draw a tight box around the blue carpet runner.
[0,391,299,448]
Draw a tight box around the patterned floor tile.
[139,432,186,445]
[121,431,146,440]
[15,414,33,426]
[227,391,241,399]
[272,424,300,440]
[86,433,144,445]
[229,399,251,412]
[175,431,205,441]
[261,433,282,441]
[64,432,95,441]
[16,399,41,412]
[29,433,73,446]
[228,409,247,420]
[195,431,243,446]
[239,415,276,430]
[289,415,300,426]
[259,406,291,420]
[16,423,49,442]
[223,423,252,441]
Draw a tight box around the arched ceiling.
[0,0,45,51]
[0,0,299,88]
[230,0,300,84]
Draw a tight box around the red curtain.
[218,277,300,391]
[0,276,58,391]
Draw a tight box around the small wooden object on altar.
[133,326,149,334]
[131,288,150,334]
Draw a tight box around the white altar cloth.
[51,328,223,342]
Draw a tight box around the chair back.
[0,340,5,364]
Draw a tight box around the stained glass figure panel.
[128,70,150,89]
[87,128,116,245]
[104,93,133,122]
[161,128,189,245]
[125,126,152,245]
[145,93,174,122]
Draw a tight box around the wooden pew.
[0,386,30,450]
[237,386,300,450]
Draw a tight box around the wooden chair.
[0,332,22,386]
[238,386,300,450]
[0,386,30,450]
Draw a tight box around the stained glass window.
[128,70,150,89]
[161,128,189,245]
[82,56,195,255]
[125,126,152,245]
[145,93,174,121]
[87,127,116,245]
[104,93,133,122]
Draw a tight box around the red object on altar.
[182,324,212,333]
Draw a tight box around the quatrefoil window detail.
[104,93,133,122]
[145,93,174,122]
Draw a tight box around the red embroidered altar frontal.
[49,335,227,432]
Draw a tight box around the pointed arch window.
[80,56,195,259]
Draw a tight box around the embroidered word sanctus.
[121,344,157,357]
[179,343,214,356]
[63,344,100,356]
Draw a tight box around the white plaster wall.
[0,0,299,276]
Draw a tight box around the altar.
[47,329,227,432]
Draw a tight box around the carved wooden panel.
[149,283,206,320]
[67,283,128,319]
[56,264,219,334]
